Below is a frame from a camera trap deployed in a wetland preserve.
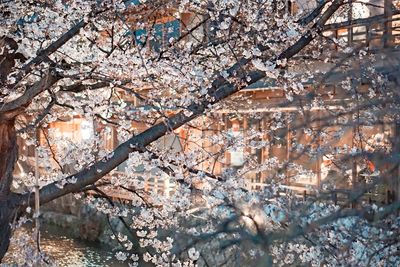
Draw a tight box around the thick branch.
[0,71,60,117]
[59,81,109,93]
[297,0,328,26]
[278,0,344,60]
[11,18,89,87]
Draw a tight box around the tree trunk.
[0,119,18,261]
[0,204,15,262]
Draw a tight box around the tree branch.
[0,70,60,118]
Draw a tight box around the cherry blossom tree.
[1,0,400,265]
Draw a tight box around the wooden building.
[14,0,400,201]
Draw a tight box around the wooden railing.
[323,12,400,51]
[256,185,397,207]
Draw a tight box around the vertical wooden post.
[224,114,231,166]
[334,28,339,51]
[261,115,267,183]
[34,146,40,266]
[386,190,391,204]
[332,192,338,205]
[255,118,262,184]
[348,0,353,45]
[351,124,358,208]
[384,0,393,47]
[200,116,205,171]
[214,114,223,176]
[243,116,248,144]
[285,0,290,15]
[286,119,291,186]
[316,111,322,188]
[393,123,400,203]
[243,116,250,188]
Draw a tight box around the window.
[44,118,94,143]
[80,120,94,141]
[134,19,181,52]
[228,120,245,167]
[125,0,141,6]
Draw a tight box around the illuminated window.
[80,120,94,141]
[46,118,94,142]
[228,120,245,167]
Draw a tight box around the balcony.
[323,9,400,51]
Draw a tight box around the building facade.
[14,0,400,202]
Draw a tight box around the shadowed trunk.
[0,119,18,261]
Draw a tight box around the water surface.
[4,224,128,267]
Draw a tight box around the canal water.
[3,224,128,267]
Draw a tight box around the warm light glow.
[80,120,94,141]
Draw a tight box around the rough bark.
[0,203,15,262]
[0,13,92,262]
[0,119,18,261]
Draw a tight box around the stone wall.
[41,194,128,245]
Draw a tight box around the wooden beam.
[384,0,394,47]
